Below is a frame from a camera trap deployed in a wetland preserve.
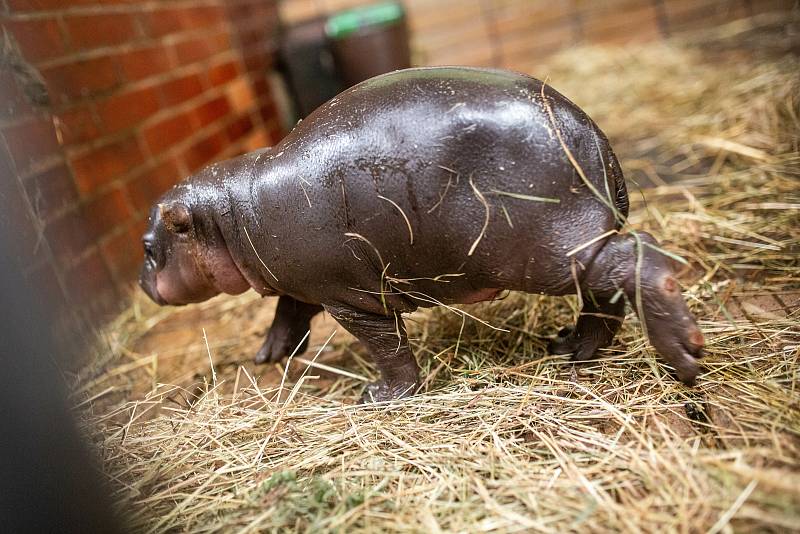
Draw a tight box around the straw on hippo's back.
[138,67,704,403]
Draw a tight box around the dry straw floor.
[78,14,799,533]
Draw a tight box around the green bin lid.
[325,2,404,39]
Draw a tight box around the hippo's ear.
[159,202,192,234]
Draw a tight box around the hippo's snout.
[139,270,165,306]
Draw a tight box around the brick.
[225,1,255,22]
[130,214,147,235]
[406,0,482,32]
[252,77,270,97]
[663,0,748,32]
[55,106,100,145]
[242,36,279,67]
[242,50,270,73]
[97,85,160,134]
[427,43,495,68]
[126,158,182,211]
[265,120,283,145]
[278,0,323,24]
[180,5,226,29]
[63,249,117,308]
[241,30,277,53]
[225,114,253,142]
[83,186,133,231]
[159,72,204,105]
[416,18,490,54]
[244,128,271,151]
[501,22,576,61]
[24,164,79,222]
[226,77,255,113]
[43,56,120,102]
[582,3,661,44]
[173,37,208,66]
[44,207,97,263]
[183,129,225,171]
[227,1,277,25]
[65,13,138,50]
[5,0,118,11]
[493,1,572,35]
[4,17,66,63]
[259,101,277,124]
[191,95,231,128]
[174,32,231,65]
[2,117,61,174]
[71,136,145,195]
[100,224,142,281]
[237,27,266,48]
[143,111,194,155]
[143,8,184,37]
[143,5,226,37]
[207,60,239,86]
[119,45,173,82]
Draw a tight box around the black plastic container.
[326,2,411,87]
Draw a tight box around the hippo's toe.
[358,379,419,404]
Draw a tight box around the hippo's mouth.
[139,275,166,305]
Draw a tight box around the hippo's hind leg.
[575,231,705,385]
[255,296,323,364]
[548,294,624,361]
[324,304,420,403]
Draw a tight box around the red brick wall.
[1,0,282,322]
[282,0,797,71]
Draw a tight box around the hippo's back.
[291,67,588,158]
[288,66,626,217]
[263,67,629,305]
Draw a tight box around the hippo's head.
[139,181,250,306]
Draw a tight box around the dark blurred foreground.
[0,193,122,531]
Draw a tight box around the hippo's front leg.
[324,304,420,403]
[548,294,625,361]
[255,296,323,364]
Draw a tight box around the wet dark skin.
[139,67,704,403]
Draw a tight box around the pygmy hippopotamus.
[139,67,704,402]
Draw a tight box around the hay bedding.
[78,15,799,533]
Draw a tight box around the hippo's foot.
[578,231,705,386]
[359,378,419,404]
[255,326,310,364]
[324,304,421,405]
[254,296,323,364]
[548,326,587,357]
[549,295,625,361]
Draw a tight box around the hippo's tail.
[608,150,629,228]
[585,126,629,228]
